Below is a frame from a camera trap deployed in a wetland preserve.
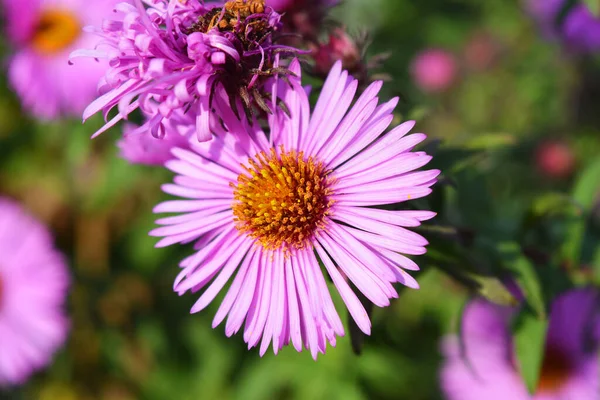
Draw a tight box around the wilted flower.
[75,0,299,141]
[0,198,70,385]
[526,0,600,52]
[440,289,600,399]
[410,48,458,93]
[151,60,438,358]
[3,0,123,119]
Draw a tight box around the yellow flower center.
[32,9,81,55]
[536,346,573,394]
[231,147,334,251]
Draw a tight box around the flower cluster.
[75,0,299,141]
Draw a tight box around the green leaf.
[464,133,516,150]
[583,0,600,17]
[513,310,548,394]
[531,192,579,217]
[572,158,600,211]
[593,246,600,283]
[561,158,600,265]
[470,275,519,307]
[498,242,546,318]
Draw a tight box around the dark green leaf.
[498,242,546,318]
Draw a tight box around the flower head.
[440,289,600,399]
[151,60,438,358]
[526,0,600,52]
[0,198,70,385]
[3,0,123,119]
[76,0,299,141]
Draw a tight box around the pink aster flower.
[75,0,299,141]
[410,48,458,93]
[0,198,70,385]
[3,0,124,119]
[150,59,439,358]
[440,289,600,399]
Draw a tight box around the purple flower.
[3,0,124,119]
[526,0,600,52]
[0,198,70,385]
[440,289,600,399]
[150,59,439,358]
[75,0,299,141]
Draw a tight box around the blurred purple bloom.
[441,289,600,399]
[3,0,124,119]
[0,198,70,385]
[74,0,298,142]
[526,0,600,52]
[150,59,438,358]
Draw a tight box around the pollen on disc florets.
[231,147,334,251]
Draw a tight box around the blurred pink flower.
[535,140,576,179]
[150,60,438,358]
[0,198,70,385]
[410,48,458,93]
[441,289,600,399]
[463,31,500,71]
[3,0,123,119]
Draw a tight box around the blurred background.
[1,0,599,399]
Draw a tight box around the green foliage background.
[1,0,599,399]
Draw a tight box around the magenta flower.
[0,198,70,385]
[526,0,600,52]
[3,0,123,119]
[410,48,458,93]
[440,289,600,399]
[75,0,298,141]
[151,59,438,358]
